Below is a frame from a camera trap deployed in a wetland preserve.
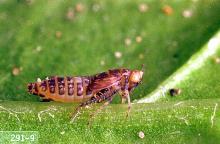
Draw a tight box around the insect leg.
[119,90,131,118]
[70,97,97,123]
[120,75,131,117]
[126,92,131,118]
[119,91,127,104]
[121,97,127,104]
[88,96,113,126]
[71,87,118,123]
[120,74,129,104]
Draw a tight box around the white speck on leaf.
[12,67,21,76]
[182,9,193,18]
[214,57,220,64]
[138,3,148,13]
[138,131,145,139]
[136,36,142,43]
[124,38,131,46]
[114,51,122,59]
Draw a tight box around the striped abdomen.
[28,76,93,102]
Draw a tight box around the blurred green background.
[0,0,219,102]
[0,0,220,101]
[1,0,220,143]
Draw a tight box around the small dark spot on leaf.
[173,53,179,58]
[169,88,181,97]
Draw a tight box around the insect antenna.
[141,64,145,72]
[140,64,145,84]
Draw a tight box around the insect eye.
[131,73,140,83]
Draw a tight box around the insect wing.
[90,73,121,91]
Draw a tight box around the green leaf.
[137,30,220,103]
[0,0,220,101]
[0,100,220,143]
[1,0,220,143]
